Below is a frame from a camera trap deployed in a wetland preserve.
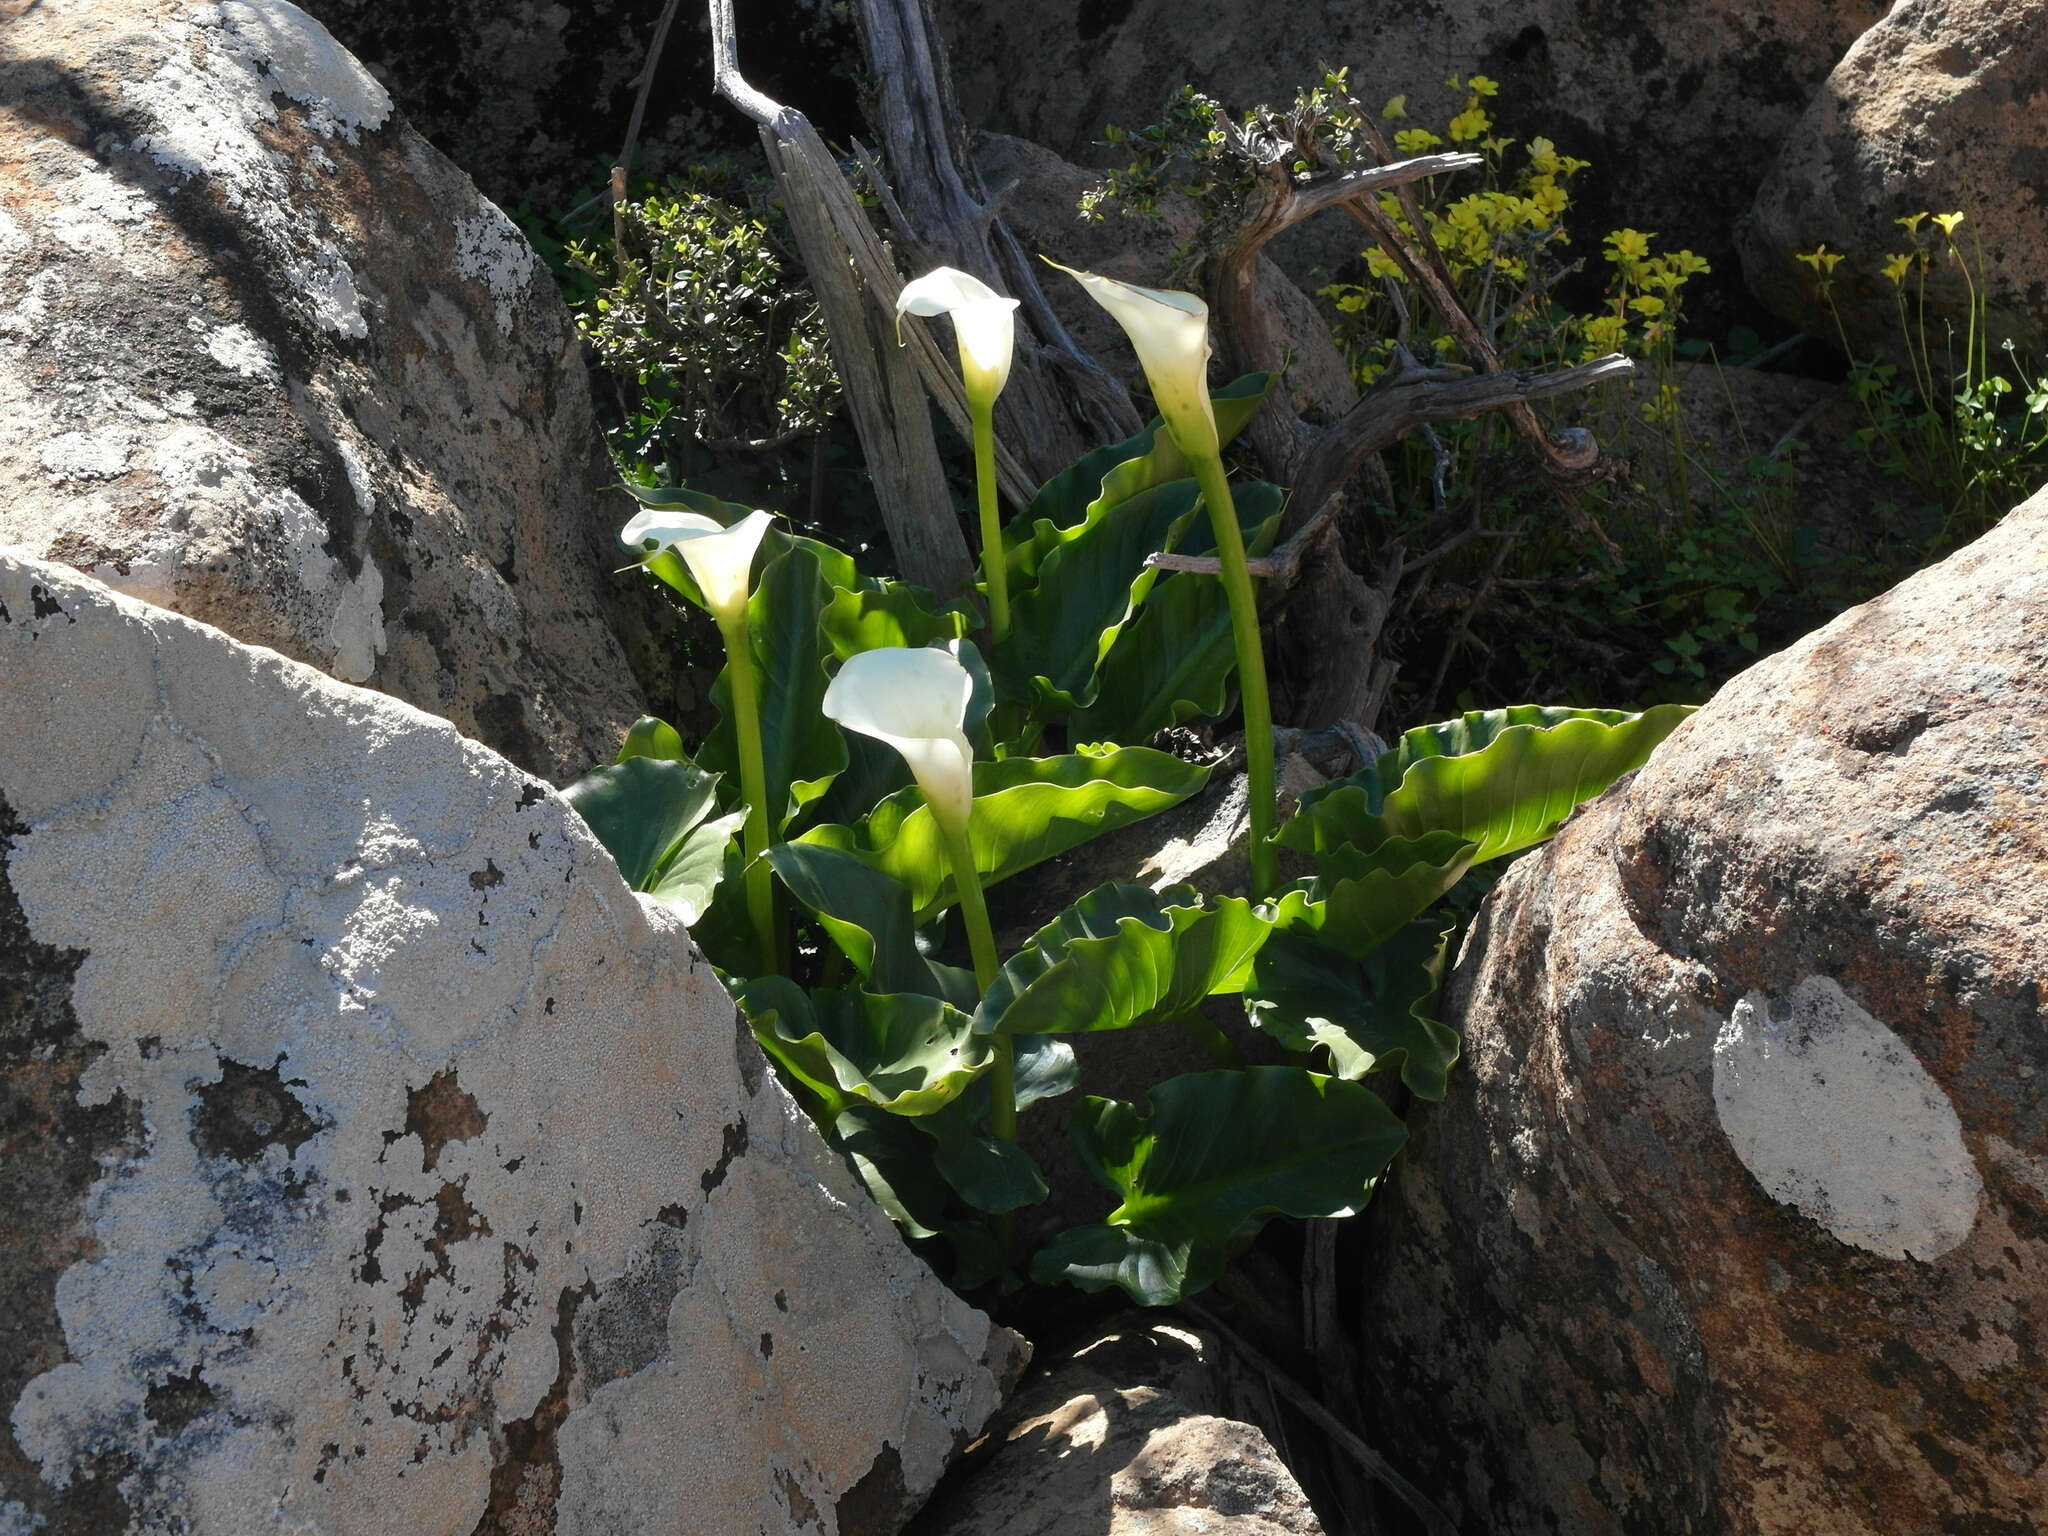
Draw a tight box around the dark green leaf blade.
[700,545,848,834]
[1265,832,1476,960]
[933,1132,1049,1214]
[644,808,747,924]
[1246,918,1459,1098]
[975,882,1272,1037]
[1073,482,1284,743]
[561,757,722,890]
[1281,705,1693,865]
[794,746,1210,921]
[764,840,942,998]
[738,979,990,1117]
[1031,1067,1407,1304]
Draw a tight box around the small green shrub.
[565,171,840,480]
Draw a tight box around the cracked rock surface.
[1354,489,2048,1533]
[0,0,661,784]
[0,554,1024,1535]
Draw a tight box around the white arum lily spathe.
[1045,262,1218,460]
[895,267,1019,406]
[620,506,776,625]
[822,647,977,838]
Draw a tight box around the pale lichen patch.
[452,203,536,337]
[1713,976,1983,1260]
[38,428,137,483]
[218,0,393,142]
[203,322,283,382]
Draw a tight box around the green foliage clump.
[566,172,840,473]
[1801,212,2048,540]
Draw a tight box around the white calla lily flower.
[896,266,1020,406]
[822,647,977,837]
[620,507,776,625]
[1045,261,1219,461]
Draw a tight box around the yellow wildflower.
[1629,294,1667,318]
[1895,211,1928,235]
[1381,94,1408,120]
[1467,74,1500,97]
[1606,228,1653,263]
[1448,105,1492,142]
[1394,127,1444,156]
[1932,211,1966,236]
[1881,252,1913,286]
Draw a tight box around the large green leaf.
[992,481,1202,713]
[644,808,748,924]
[793,746,1210,922]
[1265,832,1476,960]
[1071,482,1285,744]
[764,841,971,1004]
[819,582,969,661]
[1002,372,1276,593]
[932,1130,1049,1214]
[1030,1067,1408,1304]
[833,1105,952,1239]
[975,882,1271,1037]
[700,545,847,834]
[1246,918,1459,1098]
[738,976,989,1117]
[561,756,742,923]
[1280,704,1693,866]
[562,757,720,889]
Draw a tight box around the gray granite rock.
[0,552,1024,1535]
[1743,0,2048,358]
[0,0,663,784]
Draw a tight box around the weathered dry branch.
[852,0,1140,480]
[1290,352,1634,518]
[709,0,974,593]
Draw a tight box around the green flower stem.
[971,395,1010,643]
[1190,451,1279,899]
[717,609,782,972]
[942,820,1015,1144]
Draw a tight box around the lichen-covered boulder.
[0,552,1023,1535]
[0,0,654,783]
[1352,489,2048,1532]
[1741,0,2048,358]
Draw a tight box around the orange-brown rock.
[1355,487,2048,1532]
[1742,0,2048,359]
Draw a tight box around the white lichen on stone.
[148,424,387,682]
[0,555,1012,1532]
[120,5,374,338]
[46,164,151,258]
[452,201,536,336]
[218,0,393,141]
[38,428,136,483]
[203,322,282,381]
[1713,976,1982,1260]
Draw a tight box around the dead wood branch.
[1290,352,1633,520]
[850,0,1140,481]
[709,0,973,593]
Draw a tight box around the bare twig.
[1143,490,1342,585]
[1289,352,1634,517]
[1180,1299,1460,1536]
[614,0,684,196]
